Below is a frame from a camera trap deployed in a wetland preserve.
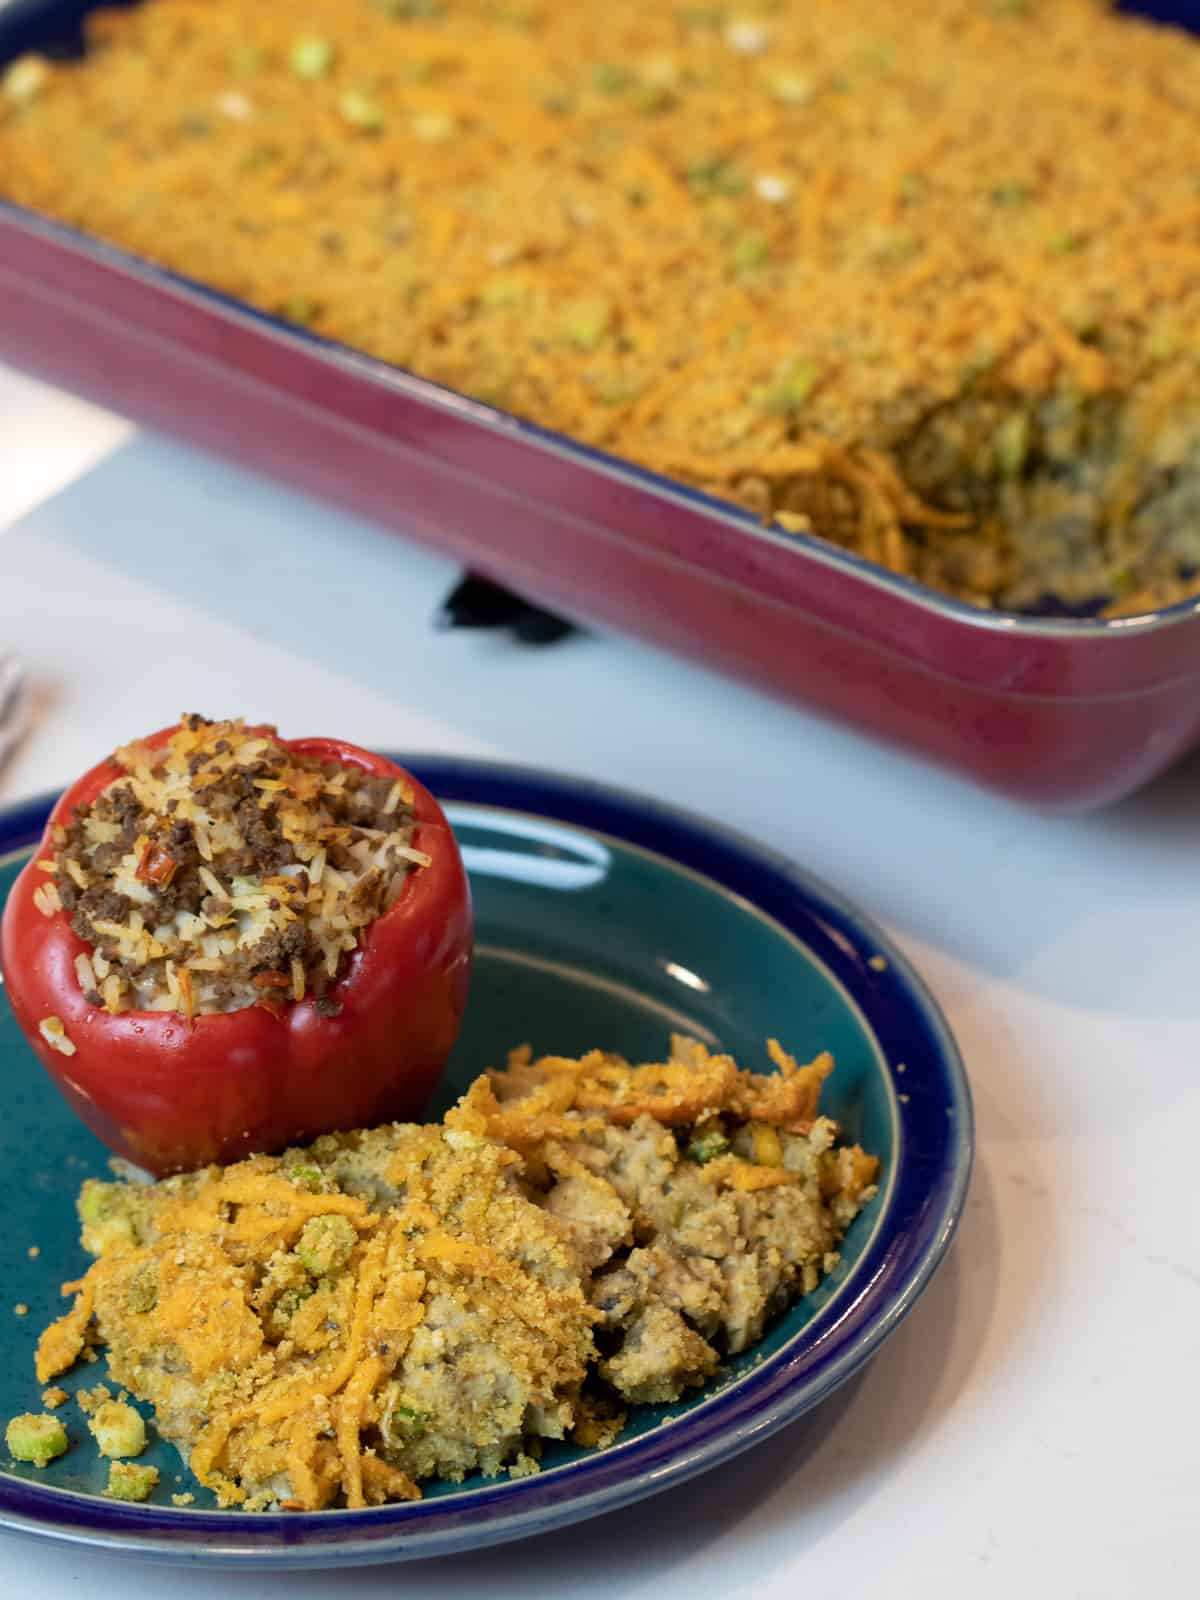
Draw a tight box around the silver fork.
[0,655,29,779]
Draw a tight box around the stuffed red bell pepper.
[0,715,472,1175]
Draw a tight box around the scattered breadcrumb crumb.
[571,1396,628,1450]
[171,1491,195,1507]
[40,1388,69,1410]
[75,1384,113,1416]
[13,1304,29,1317]
[27,1247,41,1260]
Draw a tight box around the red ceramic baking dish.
[3,0,1200,812]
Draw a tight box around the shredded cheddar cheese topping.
[39,1128,592,1510]
[33,1037,877,1510]
[4,2,1200,610]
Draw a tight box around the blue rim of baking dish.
[0,756,973,1566]
[1,173,1199,646]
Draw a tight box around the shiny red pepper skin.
[0,727,473,1175]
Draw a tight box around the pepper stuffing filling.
[37,715,426,1018]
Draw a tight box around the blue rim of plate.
[0,756,973,1567]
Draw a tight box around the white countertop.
[0,362,1196,1599]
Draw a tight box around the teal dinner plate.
[0,756,972,1566]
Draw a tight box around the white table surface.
[0,361,1196,1599]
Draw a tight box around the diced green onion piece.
[1108,565,1136,595]
[636,84,675,113]
[391,1405,427,1436]
[339,91,385,130]
[732,233,769,271]
[687,1130,731,1165]
[290,36,335,80]
[756,358,820,413]
[877,231,918,263]
[296,1214,358,1277]
[274,1285,314,1322]
[480,276,528,307]
[995,412,1031,477]
[777,359,818,406]
[107,1461,159,1502]
[767,70,813,104]
[562,297,612,349]
[686,157,746,196]
[6,1413,68,1468]
[593,63,633,93]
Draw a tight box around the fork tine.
[0,657,29,775]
